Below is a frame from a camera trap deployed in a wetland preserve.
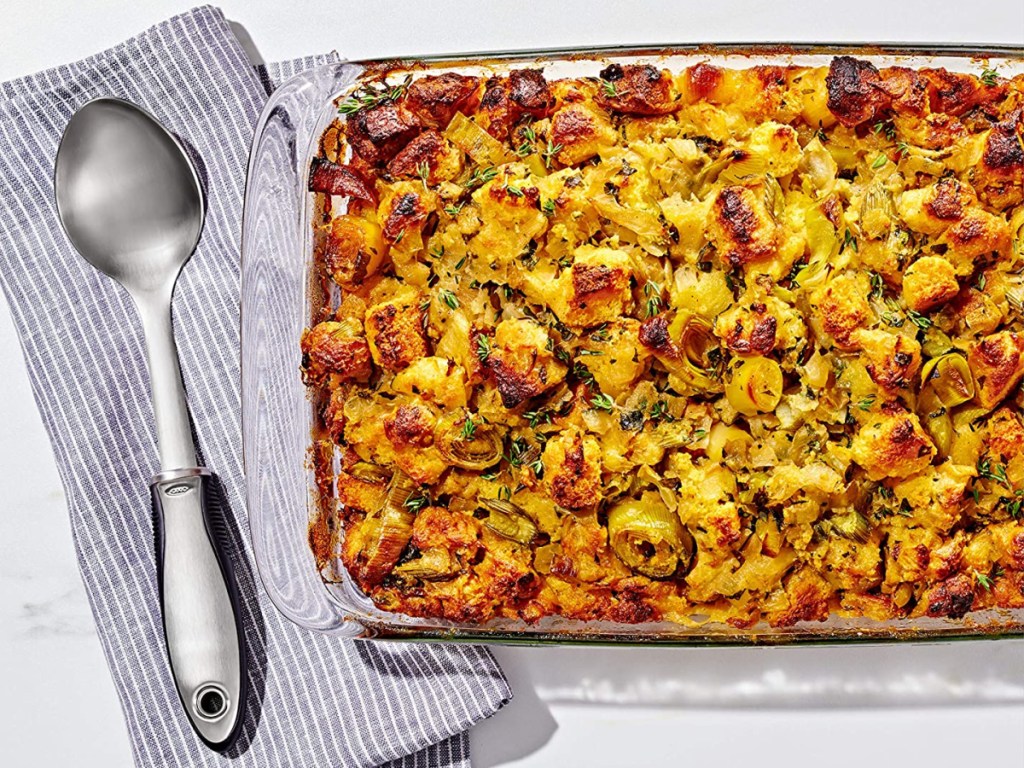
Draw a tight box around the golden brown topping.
[976,112,1024,208]
[919,573,975,619]
[708,183,778,268]
[308,157,377,203]
[922,68,982,116]
[878,66,929,116]
[383,404,435,448]
[508,68,553,116]
[365,292,430,371]
[716,302,778,356]
[928,177,972,221]
[811,272,872,350]
[826,56,889,127]
[481,319,566,408]
[986,407,1024,461]
[404,73,481,129]
[596,63,677,115]
[347,103,421,166]
[685,62,723,101]
[550,102,618,165]
[968,331,1024,409]
[300,320,372,385]
[851,408,936,480]
[542,431,602,510]
[380,189,430,244]
[901,256,959,313]
[311,59,1024,631]
[322,214,387,287]
[850,328,921,395]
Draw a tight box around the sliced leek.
[608,493,692,579]
[482,498,538,544]
[359,470,418,585]
[435,412,503,470]
[920,353,975,409]
[726,358,784,416]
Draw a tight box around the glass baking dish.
[241,43,1024,644]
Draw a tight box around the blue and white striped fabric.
[0,6,510,767]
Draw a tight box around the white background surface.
[1,2,1023,766]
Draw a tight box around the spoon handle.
[134,293,197,471]
[151,467,246,750]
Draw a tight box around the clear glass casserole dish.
[241,43,1024,644]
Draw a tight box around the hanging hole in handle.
[193,683,229,721]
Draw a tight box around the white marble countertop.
[1,2,1023,766]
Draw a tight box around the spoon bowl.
[55,98,204,296]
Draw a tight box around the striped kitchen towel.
[0,6,509,767]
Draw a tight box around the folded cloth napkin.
[0,6,509,767]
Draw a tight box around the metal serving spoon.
[54,97,245,751]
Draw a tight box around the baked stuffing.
[302,56,1024,629]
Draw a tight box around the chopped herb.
[871,153,888,169]
[540,140,562,170]
[578,348,604,356]
[644,280,664,318]
[337,75,412,115]
[649,400,674,423]
[514,141,534,158]
[976,272,987,291]
[895,141,911,159]
[999,490,1023,518]
[523,410,551,428]
[454,255,467,270]
[439,289,459,309]
[503,182,525,198]
[590,324,610,342]
[873,120,896,141]
[599,79,618,98]
[460,415,476,440]
[906,309,932,330]
[980,67,999,87]
[498,485,512,501]
[857,394,877,411]
[403,490,431,512]
[522,124,536,143]
[882,297,906,328]
[572,361,595,385]
[444,203,464,217]
[691,428,708,440]
[476,335,492,363]
[977,456,1010,488]
[429,245,445,260]
[541,198,557,216]
[393,229,405,244]
[417,160,431,188]
[589,393,615,412]
[505,437,531,468]
[466,166,498,189]
[841,228,858,254]
[528,458,544,478]
[480,470,499,481]
[869,271,885,299]
[973,569,993,591]
[815,124,829,143]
